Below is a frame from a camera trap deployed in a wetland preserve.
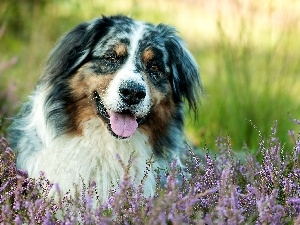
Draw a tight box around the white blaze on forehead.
[128,21,145,62]
[103,22,151,117]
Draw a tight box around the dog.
[8,15,202,201]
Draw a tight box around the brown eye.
[105,53,118,63]
[150,65,159,72]
[147,63,162,80]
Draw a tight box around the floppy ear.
[158,25,202,111]
[44,16,113,83]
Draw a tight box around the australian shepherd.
[8,15,202,201]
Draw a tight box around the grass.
[187,14,300,151]
[1,0,300,152]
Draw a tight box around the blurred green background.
[1,0,300,153]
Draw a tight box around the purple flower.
[1,118,300,223]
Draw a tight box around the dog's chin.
[93,91,146,139]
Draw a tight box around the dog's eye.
[149,65,159,73]
[105,53,118,63]
[147,63,162,80]
[147,63,161,74]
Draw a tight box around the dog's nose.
[119,80,146,105]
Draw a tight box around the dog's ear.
[158,25,202,111]
[44,17,113,82]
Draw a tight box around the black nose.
[119,80,146,105]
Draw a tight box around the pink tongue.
[109,112,138,138]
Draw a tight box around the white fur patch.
[26,118,161,201]
[16,86,54,171]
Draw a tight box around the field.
[0,1,300,223]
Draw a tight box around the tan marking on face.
[140,76,174,147]
[149,84,166,106]
[142,48,155,64]
[140,96,176,147]
[143,72,172,106]
[67,62,115,135]
[114,43,127,57]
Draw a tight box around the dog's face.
[70,21,173,139]
[45,16,201,150]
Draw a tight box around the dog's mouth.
[93,91,145,139]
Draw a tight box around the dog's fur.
[8,15,202,201]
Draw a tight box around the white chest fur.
[22,118,161,201]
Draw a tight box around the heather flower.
[256,190,285,224]
[0,119,300,224]
[286,197,300,216]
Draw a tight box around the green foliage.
[184,1,300,151]
[1,0,300,151]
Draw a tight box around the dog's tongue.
[109,112,138,138]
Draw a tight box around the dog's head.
[44,15,202,150]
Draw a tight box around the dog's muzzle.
[93,81,147,139]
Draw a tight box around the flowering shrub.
[0,121,299,224]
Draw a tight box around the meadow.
[0,0,300,223]
[1,0,300,152]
